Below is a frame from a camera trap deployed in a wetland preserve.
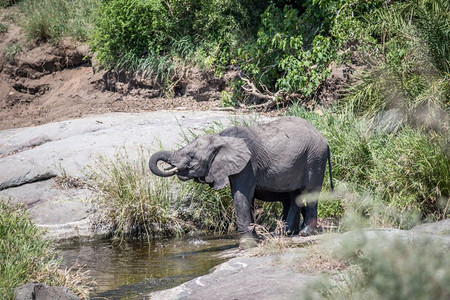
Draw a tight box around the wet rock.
[14,282,79,300]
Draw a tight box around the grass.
[19,0,98,42]
[88,148,184,241]
[4,42,22,62]
[308,233,450,300]
[0,200,91,299]
[0,22,7,33]
[288,104,449,227]
[0,0,20,8]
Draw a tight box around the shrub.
[343,0,450,129]
[309,235,450,299]
[0,200,90,299]
[0,0,21,8]
[90,0,266,71]
[0,22,7,33]
[288,105,449,226]
[238,5,333,97]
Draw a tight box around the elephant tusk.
[164,166,178,173]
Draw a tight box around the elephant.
[149,116,333,245]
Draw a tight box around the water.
[59,235,239,299]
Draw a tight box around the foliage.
[0,22,7,33]
[88,149,182,241]
[344,0,450,125]
[20,0,98,41]
[238,5,333,97]
[4,42,22,62]
[0,0,21,8]
[309,235,450,299]
[0,200,90,299]
[90,0,266,79]
[289,105,449,226]
[179,182,236,234]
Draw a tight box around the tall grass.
[0,200,91,299]
[0,0,20,8]
[20,0,98,41]
[88,149,182,241]
[308,234,450,299]
[289,105,449,226]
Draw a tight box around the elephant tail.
[327,145,334,191]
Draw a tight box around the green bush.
[238,5,333,97]
[289,105,449,226]
[0,200,90,299]
[310,235,450,299]
[0,0,21,8]
[91,0,266,71]
[344,0,450,125]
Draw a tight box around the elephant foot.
[239,234,258,250]
[299,225,320,236]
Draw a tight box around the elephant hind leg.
[299,188,320,235]
[283,192,302,234]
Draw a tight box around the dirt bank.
[0,21,235,130]
[0,17,354,130]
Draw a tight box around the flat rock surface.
[147,219,450,300]
[0,110,267,241]
[148,247,316,300]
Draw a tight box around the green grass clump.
[0,200,90,299]
[179,183,236,234]
[0,0,20,8]
[0,22,8,33]
[289,105,449,227]
[88,150,182,241]
[310,235,450,299]
[20,0,98,42]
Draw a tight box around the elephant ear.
[206,136,251,190]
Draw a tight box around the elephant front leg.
[229,165,256,249]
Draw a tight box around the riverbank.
[147,219,450,299]
[0,110,271,242]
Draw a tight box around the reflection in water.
[59,235,239,299]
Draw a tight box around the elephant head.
[149,134,251,190]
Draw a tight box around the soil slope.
[0,22,230,130]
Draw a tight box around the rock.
[14,282,79,300]
[147,220,450,299]
[0,111,270,241]
[148,247,317,300]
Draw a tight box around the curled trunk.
[149,151,178,177]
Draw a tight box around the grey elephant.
[149,116,333,244]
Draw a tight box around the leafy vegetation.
[3,0,448,230]
[0,0,20,8]
[289,105,449,227]
[308,234,450,299]
[0,21,7,33]
[0,200,90,299]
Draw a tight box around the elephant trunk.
[149,151,178,177]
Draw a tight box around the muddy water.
[59,235,239,299]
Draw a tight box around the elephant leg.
[284,192,301,234]
[300,188,320,236]
[229,163,256,248]
[281,199,290,222]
